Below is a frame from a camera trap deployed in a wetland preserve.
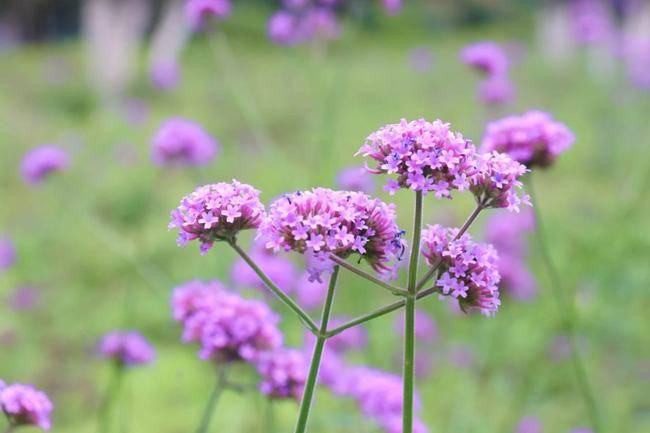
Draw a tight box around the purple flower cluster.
[169,180,265,254]
[381,0,403,16]
[150,60,181,91]
[421,224,501,316]
[98,331,156,366]
[0,236,16,271]
[171,280,283,362]
[0,382,53,430]
[469,151,530,211]
[336,165,375,194]
[568,0,614,46]
[259,188,405,281]
[485,210,536,300]
[185,0,231,31]
[231,240,297,292]
[267,1,340,45]
[460,41,515,105]
[20,145,69,185]
[255,348,307,400]
[480,110,575,168]
[151,118,219,166]
[357,118,476,197]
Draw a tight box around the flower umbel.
[259,188,405,281]
[151,118,219,166]
[0,383,53,430]
[469,151,530,212]
[357,118,476,198]
[20,145,69,185]
[98,331,156,366]
[255,348,307,400]
[421,224,501,316]
[169,180,265,254]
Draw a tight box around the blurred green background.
[1,2,649,433]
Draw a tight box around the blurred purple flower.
[461,41,509,76]
[478,75,516,106]
[381,0,403,16]
[569,0,614,46]
[8,286,41,311]
[230,240,297,293]
[150,60,181,91]
[0,236,16,271]
[336,165,375,194]
[255,348,307,400]
[20,145,69,185]
[408,46,435,73]
[394,309,438,344]
[121,99,150,126]
[295,271,328,310]
[623,36,650,90]
[185,0,232,31]
[268,10,300,45]
[516,416,542,433]
[151,118,219,166]
[98,331,156,366]
[0,383,53,430]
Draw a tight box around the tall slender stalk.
[527,176,603,433]
[98,362,124,433]
[294,266,340,433]
[403,191,423,433]
[229,240,319,334]
[195,365,228,433]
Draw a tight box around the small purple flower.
[469,151,530,212]
[231,240,297,292]
[0,383,53,430]
[516,416,542,433]
[381,0,403,16]
[98,331,156,366]
[336,166,375,194]
[394,309,438,343]
[421,225,501,316]
[255,348,307,400]
[20,145,69,185]
[268,10,300,45]
[259,188,405,282]
[357,118,477,198]
[480,110,575,168]
[185,0,231,31]
[0,236,16,271]
[8,286,41,311]
[478,75,516,106]
[151,118,219,166]
[171,280,283,363]
[169,180,265,254]
[460,41,509,76]
[150,60,181,91]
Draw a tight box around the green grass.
[1,4,649,433]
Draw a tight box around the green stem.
[265,398,275,433]
[294,266,340,433]
[402,191,423,433]
[328,254,408,296]
[415,203,484,291]
[527,176,603,433]
[98,362,124,433]
[208,28,274,149]
[229,240,319,334]
[196,366,228,433]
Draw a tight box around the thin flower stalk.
[527,177,603,433]
[329,254,408,297]
[294,266,340,433]
[403,191,423,433]
[195,366,228,433]
[229,240,319,334]
[98,363,124,433]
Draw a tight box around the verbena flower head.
[469,151,530,212]
[0,236,16,271]
[171,280,283,363]
[357,118,477,198]
[260,188,405,282]
[185,0,231,30]
[255,348,307,400]
[478,75,515,106]
[150,60,180,91]
[98,331,156,366]
[569,0,614,46]
[421,224,501,316]
[460,41,509,76]
[268,10,300,45]
[170,180,265,254]
[20,145,69,185]
[0,383,53,430]
[480,110,575,168]
[230,240,297,292]
[151,118,219,166]
[336,166,375,194]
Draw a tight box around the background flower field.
[1,2,649,433]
